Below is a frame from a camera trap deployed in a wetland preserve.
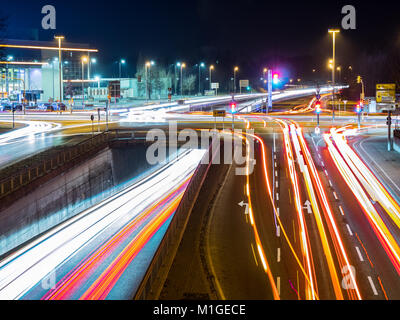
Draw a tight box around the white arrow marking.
[238,201,249,214]
[303,200,312,214]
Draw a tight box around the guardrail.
[0,132,110,199]
[133,140,217,300]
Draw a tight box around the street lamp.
[81,56,88,108]
[119,59,126,79]
[233,66,239,93]
[198,62,205,95]
[180,63,186,96]
[54,36,64,103]
[145,60,155,100]
[336,66,341,82]
[328,28,340,121]
[209,65,214,90]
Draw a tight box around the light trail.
[275,120,317,300]
[0,121,61,145]
[325,128,400,275]
[285,120,361,300]
[0,149,205,300]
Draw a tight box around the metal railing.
[0,132,110,199]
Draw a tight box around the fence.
[0,132,111,199]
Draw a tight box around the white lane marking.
[339,206,345,216]
[325,170,329,176]
[277,207,280,217]
[276,181,279,188]
[318,154,322,159]
[368,276,379,296]
[275,162,277,168]
[276,226,280,237]
[329,180,333,187]
[274,154,277,160]
[355,246,364,262]
[333,192,338,200]
[277,248,281,262]
[275,171,278,177]
[276,193,280,201]
[277,277,281,295]
[346,224,353,236]
[321,161,325,167]
[250,243,258,267]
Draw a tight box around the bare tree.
[183,74,196,95]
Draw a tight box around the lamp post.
[209,65,214,91]
[145,60,155,101]
[54,36,64,102]
[328,29,340,121]
[81,56,88,108]
[119,59,126,79]
[198,62,205,95]
[233,66,239,93]
[180,63,186,96]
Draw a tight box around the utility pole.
[329,29,340,122]
[55,36,64,103]
[267,69,272,114]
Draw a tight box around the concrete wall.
[0,148,114,256]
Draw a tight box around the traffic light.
[230,101,237,113]
[315,101,321,113]
[273,73,279,84]
[356,103,362,113]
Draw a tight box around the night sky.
[2,0,400,84]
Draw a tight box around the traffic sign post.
[387,111,393,151]
[97,108,101,132]
[90,114,94,137]
[267,70,272,112]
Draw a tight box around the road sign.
[211,82,219,89]
[239,80,249,88]
[213,110,226,117]
[376,83,396,103]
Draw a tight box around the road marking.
[276,226,280,237]
[277,248,281,262]
[250,243,258,267]
[276,193,280,201]
[318,154,322,159]
[275,170,278,177]
[274,154,277,160]
[324,169,329,176]
[292,220,296,243]
[277,277,281,295]
[277,207,280,217]
[355,246,364,262]
[346,224,353,236]
[276,181,279,188]
[368,276,379,296]
[339,206,345,216]
[275,162,277,168]
[329,180,333,187]
[333,192,338,200]
[321,161,325,167]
